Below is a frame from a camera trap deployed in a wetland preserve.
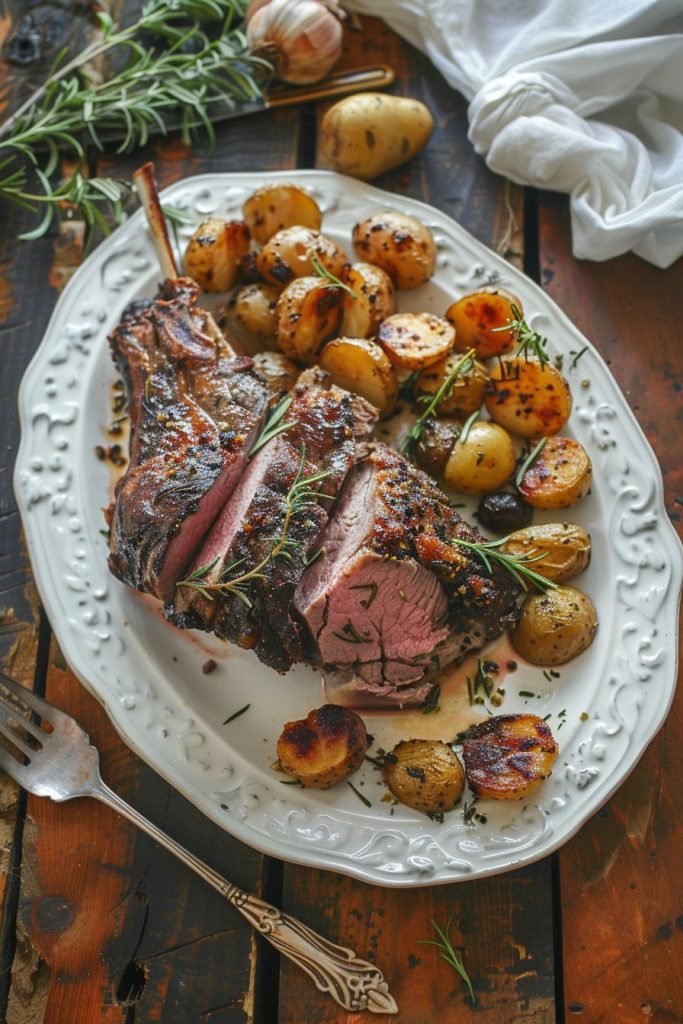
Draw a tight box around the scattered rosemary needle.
[418,919,476,1002]
[493,304,550,364]
[223,703,251,725]
[310,252,356,298]
[451,534,557,592]
[403,348,476,457]
[515,436,548,488]
[249,395,294,457]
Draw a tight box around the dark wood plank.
[537,191,683,1023]
[279,20,555,1024]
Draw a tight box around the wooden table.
[1,9,682,1024]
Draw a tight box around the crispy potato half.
[277,705,368,789]
[443,420,516,494]
[415,354,489,418]
[341,262,396,338]
[184,217,251,292]
[378,312,455,370]
[518,436,592,509]
[511,585,598,666]
[446,287,522,359]
[501,523,591,582]
[462,714,558,800]
[319,336,398,418]
[352,211,436,289]
[485,358,572,438]
[382,738,465,813]
[242,183,321,244]
[276,276,343,362]
[257,226,347,288]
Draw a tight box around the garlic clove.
[247,0,344,86]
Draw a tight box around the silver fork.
[0,671,397,1015]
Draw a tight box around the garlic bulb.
[246,0,344,86]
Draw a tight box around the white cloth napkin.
[344,0,683,268]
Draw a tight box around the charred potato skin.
[257,227,347,288]
[352,211,436,290]
[511,585,598,666]
[242,183,322,244]
[277,705,368,789]
[276,276,344,362]
[462,713,559,800]
[378,312,455,370]
[502,523,591,582]
[341,262,397,338]
[184,218,251,292]
[518,436,592,509]
[382,739,465,813]
[416,355,489,418]
[414,418,460,479]
[485,358,572,438]
[446,287,522,359]
[319,336,398,418]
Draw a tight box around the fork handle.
[92,781,397,1015]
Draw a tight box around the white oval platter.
[14,170,683,887]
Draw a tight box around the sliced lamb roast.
[295,444,520,705]
[170,372,378,671]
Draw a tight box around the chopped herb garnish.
[347,781,372,807]
[518,690,536,698]
[493,304,550,363]
[349,582,378,609]
[421,683,441,715]
[466,659,496,705]
[398,369,421,400]
[310,252,356,298]
[332,620,371,644]
[280,779,302,785]
[402,348,476,458]
[418,920,475,1001]
[249,395,293,458]
[364,754,385,769]
[223,703,250,724]
[515,436,548,489]
[451,534,557,592]
[569,345,588,370]
[426,811,445,823]
[458,410,479,445]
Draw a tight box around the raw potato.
[518,436,592,509]
[382,738,465,813]
[462,714,558,800]
[243,183,321,244]
[341,262,396,338]
[501,523,591,582]
[277,705,368,789]
[443,420,516,493]
[485,358,572,438]
[257,226,347,287]
[319,336,398,418]
[378,312,455,370]
[511,585,598,666]
[276,276,343,362]
[320,93,433,181]
[252,351,299,395]
[233,282,280,344]
[446,287,522,359]
[184,217,250,292]
[352,211,436,290]
[416,354,489,418]
[414,418,460,479]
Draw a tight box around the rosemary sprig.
[0,0,265,243]
[310,252,356,298]
[418,920,475,1002]
[249,395,293,457]
[177,448,330,606]
[402,348,476,457]
[515,436,547,488]
[452,534,557,592]
[493,304,550,364]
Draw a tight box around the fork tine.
[0,671,64,726]
[0,692,47,745]
[0,719,35,760]
[0,743,30,788]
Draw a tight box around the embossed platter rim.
[15,170,683,887]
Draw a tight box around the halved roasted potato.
[511,585,598,665]
[352,211,436,289]
[443,420,516,493]
[378,312,455,370]
[277,705,368,789]
[184,217,251,292]
[445,287,522,359]
[517,436,592,509]
[276,276,343,362]
[415,354,489,418]
[243,183,322,244]
[233,282,280,345]
[461,714,558,800]
[252,351,299,395]
[341,262,396,338]
[257,227,347,287]
[501,523,591,582]
[485,358,572,437]
[382,738,465,813]
[319,336,398,418]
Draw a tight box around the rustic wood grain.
[538,191,683,1024]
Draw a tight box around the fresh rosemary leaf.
[223,703,251,725]
[418,920,475,1002]
[347,781,372,807]
[452,534,557,592]
[349,582,378,609]
[249,395,294,457]
[569,345,588,369]
[310,252,356,298]
[493,304,550,364]
[458,410,479,445]
[402,348,476,458]
[421,683,441,715]
[515,436,548,488]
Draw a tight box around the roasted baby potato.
[276,276,343,362]
[319,336,398,418]
[341,262,396,338]
[378,312,455,370]
[252,351,299,395]
[518,436,592,509]
[242,183,322,244]
[462,714,558,800]
[511,585,598,665]
[319,93,433,181]
[501,523,591,582]
[277,705,368,789]
[233,282,280,345]
[476,491,533,535]
[443,420,516,493]
[352,211,436,290]
[257,227,347,287]
[414,417,460,479]
[382,738,465,814]
[446,287,522,359]
[485,358,572,438]
[184,217,251,292]
[415,354,489,418]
